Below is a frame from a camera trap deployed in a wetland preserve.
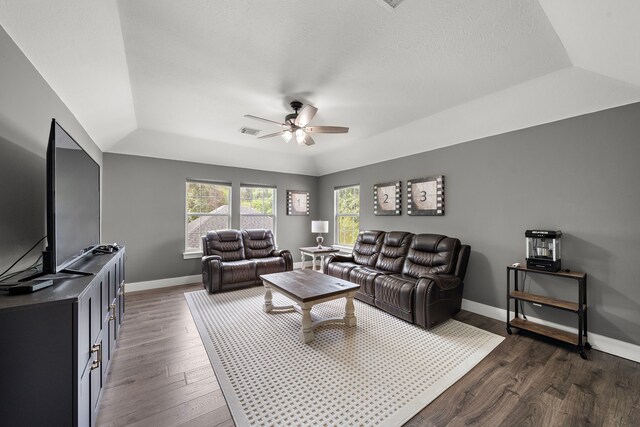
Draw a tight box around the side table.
[299,246,340,271]
[506,265,590,359]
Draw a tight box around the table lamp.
[311,220,329,248]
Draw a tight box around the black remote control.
[8,279,54,295]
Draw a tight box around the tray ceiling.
[1,0,639,175]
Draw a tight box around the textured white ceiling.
[539,0,640,86]
[0,0,137,149]
[1,0,639,175]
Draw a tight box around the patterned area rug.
[185,286,503,426]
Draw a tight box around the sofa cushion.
[352,230,384,266]
[220,260,256,284]
[402,234,461,278]
[349,266,388,304]
[202,230,245,261]
[326,261,359,280]
[242,229,276,259]
[254,256,287,276]
[374,231,414,273]
[374,273,417,322]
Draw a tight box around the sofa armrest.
[414,273,464,328]
[327,254,354,263]
[202,255,223,293]
[322,253,354,274]
[454,245,471,281]
[271,249,288,257]
[418,273,461,290]
[270,249,294,271]
[202,254,222,263]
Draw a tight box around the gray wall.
[318,102,640,346]
[0,25,102,276]
[3,20,638,347]
[102,153,319,283]
[0,137,45,273]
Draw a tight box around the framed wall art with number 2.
[374,181,401,216]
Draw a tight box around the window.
[185,180,231,252]
[335,185,360,246]
[240,186,276,232]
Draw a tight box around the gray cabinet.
[0,248,125,427]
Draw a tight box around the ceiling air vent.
[379,0,405,9]
[239,127,261,136]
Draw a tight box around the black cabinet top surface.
[0,248,124,311]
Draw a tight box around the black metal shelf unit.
[506,265,590,359]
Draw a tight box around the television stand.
[18,269,94,282]
[0,248,126,426]
[60,268,94,276]
[17,271,45,281]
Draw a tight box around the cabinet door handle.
[109,303,116,321]
[90,343,102,370]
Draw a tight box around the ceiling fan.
[244,100,349,146]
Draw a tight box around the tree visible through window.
[240,186,276,232]
[335,185,360,246]
[185,181,231,251]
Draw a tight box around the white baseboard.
[294,261,315,269]
[462,298,640,363]
[126,274,202,293]
[125,265,314,293]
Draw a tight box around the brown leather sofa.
[323,230,470,328]
[202,229,293,293]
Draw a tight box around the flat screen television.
[43,119,100,274]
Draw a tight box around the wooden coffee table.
[260,269,360,343]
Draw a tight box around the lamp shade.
[311,220,329,233]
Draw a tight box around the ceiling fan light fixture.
[245,100,348,147]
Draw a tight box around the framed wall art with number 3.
[374,181,401,216]
[407,176,445,216]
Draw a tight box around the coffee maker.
[525,230,562,272]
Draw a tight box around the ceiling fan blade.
[244,114,287,127]
[258,130,286,139]
[304,135,316,146]
[304,126,349,134]
[294,105,318,127]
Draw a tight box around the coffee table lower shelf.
[263,290,357,343]
[260,269,360,344]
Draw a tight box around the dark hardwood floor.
[96,284,233,427]
[97,284,639,427]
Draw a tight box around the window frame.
[184,179,232,255]
[239,184,277,239]
[334,184,360,249]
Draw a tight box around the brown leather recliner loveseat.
[323,230,470,328]
[202,229,293,293]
